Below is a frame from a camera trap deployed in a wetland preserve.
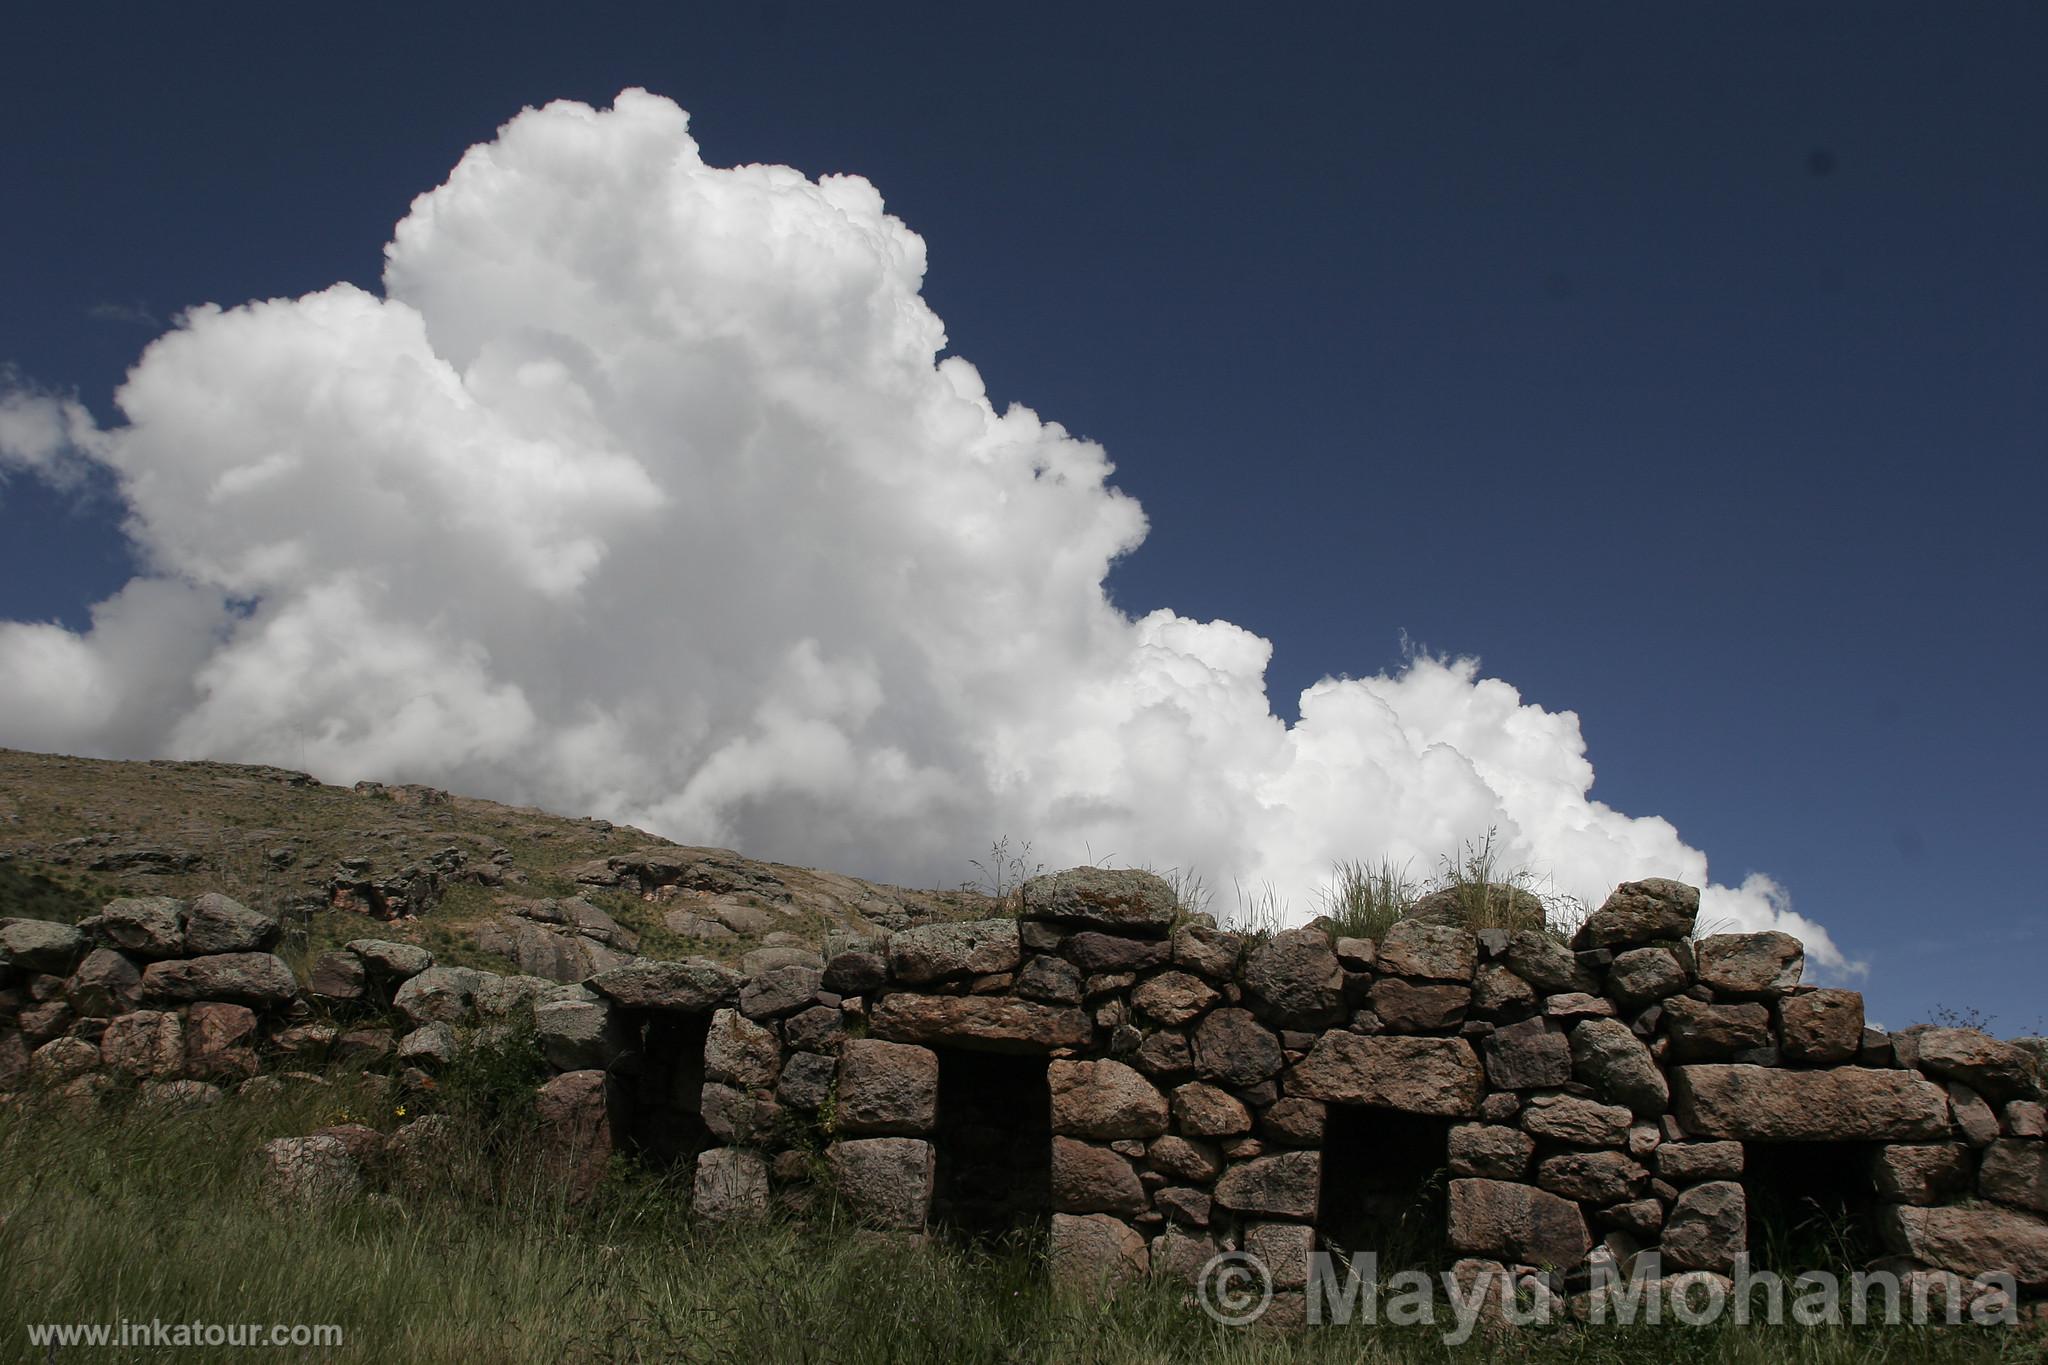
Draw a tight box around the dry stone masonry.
[4,868,2046,1322]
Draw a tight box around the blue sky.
[1,3,2042,1031]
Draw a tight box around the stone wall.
[4,869,2045,1318]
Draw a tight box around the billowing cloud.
[0,90,1855,971]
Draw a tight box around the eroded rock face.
[1288,1033,1484,1116]
[1673,1065,1949,1142]
[261,1136,360,1207]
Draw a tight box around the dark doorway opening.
[929,1048,1052,1244]
[626,1013,712,1169]
[1317,1106,1454,1270]
[1743,1142,1884,1270]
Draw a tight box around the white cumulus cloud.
[0,90,1855,972]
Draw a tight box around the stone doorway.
[1316,1105,1455,1271]
[1742,1141,1886,1270]
[928,1048,1052,1243]
[626,1013,713,1168]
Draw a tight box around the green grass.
[0,859,109,925]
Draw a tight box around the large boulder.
[1503,931,1595,995]
[1051,1138,1146,1215]
[693,1147,770,1221]
[1661,997,1772,1060]
[1376,921,1478,983]
[1,917,86,974]
[390,965,486,1024]
[183,893,279,955]
[1870,1144,1971,1205]
[1912,1029,2037,1101]
[1171,1082,1251,1137]
[473,915,633,983]
[589,957,740,1012]
[887,918,1021,984]
[703,1008,780,1088]
[536,1070,623,1203]
[65,947,143,1017]
[1572,880,1698,951]
[1693,932,1803,999]
[1777,989,1864,1064]
[1130,970,1221,1026]
[1048,1213,1149,1290]
[345,939,434,980]
[1241,926,1346,1028]
[534,993,630,1071]
[829,1137,936,1229]
[868,994,1090,1051]
[836,1039,939,1135]
[1659,1182,1747,1274]
[1212,1151,1320,1219]
[90,898,187,959]
[1980,1139,2048,1213]
[1570,1018,1668,1117]
[738,965,824,1020]
[99,1009,185,1079]
[1289,1033,1484,1116]
[1190,1008,1284,1087]
[143,953,298,1007]
[1049,1060,1168,1139]
[1483,1017,1572,1091]
[185,1001,260,1080]
[1020,869,1178,934]
[260,1136,360,1207]
[1672,1065,1949,1141]
[1448,1179,1590,1268]
[1881,1203,2048,1289]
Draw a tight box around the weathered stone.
[1333,937,1375,970]
[1662,997,1772,1060]
[1545,992,1615,1021]
[1213,1150,1320,1219]
[836,1039,938,1134]
[1063,932,1170,975]
[887,918,1021,984]
[700,1083,780,1145]
[307,950,366,1002]
[183,893,278,954]
[1050,1059,1168,1139]
[740,945,824,976]
[1260,1097,1326,1146]
[1246,1221,1317,1291]
[1881,1203,2048,1288]
[775,1050,837,1109]
[738,965,823,1020]
[1448,1178,1591,1268]
[1871,1144,1971,1205]
[474,915,633,983]
[704,1008,781,1089]
[783,1004,845,1053]
[1949,1081,1999,1147]
[1652,1140,1742,1184]
[536,1070,621,1203]
[474,974,556,1019]
[1673,1065,1949,1141]
[1772,988,1863,1065]
[1367,978,1470,1031]
[1147,1134,1224,1183]
[260,1135,360,1206]
[1693,933,1803,999]
[1537,1151,1647,1205]
[1573,880,1698,951]
[1914,1028,2036,1100]
[1289,1033,1484,1116]
[0,917,85,974]
[99,1009,184,1078]
[184,1001,259,1080]
[1570,1018,1668,1117]
[1606,947,1688,1009]
[822,950,888,996]
[1483,1017,1571,1090]
[590,957,740,1012]
[29,1036,100,1083]
[1131,970,1221,1027]
[17,999,71,1042]
[345,939,434,979]
[694,1147,770,1220]
[1449,1124,1535,1180]
[1154,1185,1212,1228]
[1597,1199,1666,1239]
[1981,1139,2048,1213]
[1021,868,1178,933]
[1472,964,1537,1016]
[829,1137,936,1229]
[1170,1082,1251,1137]
[66,948,143,1017]
[1014,955,1084,1005]
[1051,1137,1146,1214]
[1503,931,1594,994]
[333,1027,395,1065]
[1376,921,1478,983]
[93,898,187,959]
[534,994,629,1071]
[868,994,1091,1051]
[1242,927,1346,1027]
[389,965,485,1024]
[1048,1212,1149,1289]
[1191,1008,1283,1087]
[1660,1180,1746,1274]
[1171,923,1243,980]
[398,1021,460,1069]
[1149,1226,1218,1285]
[1521,1095,1634,1147]
[1132,1028,1192,1077]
